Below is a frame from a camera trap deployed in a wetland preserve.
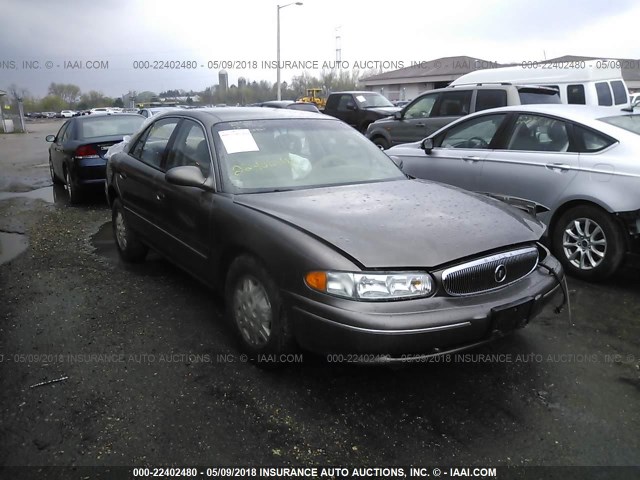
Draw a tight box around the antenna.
[335,26,342,70]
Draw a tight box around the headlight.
[305,271,434,301]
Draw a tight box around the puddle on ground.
[0,186,54,203]
[0,231,28,265]
[91,221,171,276]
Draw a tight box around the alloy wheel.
[562,217,607,270]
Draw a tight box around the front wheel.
[225,255,295,358]
[371,136,390,150]
[112,198,148,262]
[552,205,625,280]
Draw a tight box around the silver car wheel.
[562,217,607,270]
[233,275,272,348]
[114,209,128,251]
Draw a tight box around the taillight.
[75,145,100,158]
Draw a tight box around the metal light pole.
[276,2,303,101]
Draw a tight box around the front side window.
[135,118,180,169]
[567,84,586,104]
[165,120,211,175]
[596,82,613,106]
[438,114,506,149]
[432,91,472,117]
[337,95,355,112]
[212,119,404,193]
[404,93,438,119]
[506,114,570,152]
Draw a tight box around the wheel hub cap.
[115,211,128,250]
[233,276,272,348]
[562,217,607,270]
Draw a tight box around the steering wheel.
[466,136,489,149]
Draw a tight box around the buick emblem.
[494,264,507,283]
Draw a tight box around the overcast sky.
[1,0,638,98]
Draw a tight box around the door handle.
[546,163,570,171]
[156,192,165,201]
[118,172,128,179]
[463,156,481,163]
[415,123,425,127]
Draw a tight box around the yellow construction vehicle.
[297,88,326,110]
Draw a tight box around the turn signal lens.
[305,271,327,291]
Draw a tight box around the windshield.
[598,114,640,135]
[78,115,144,138]
[212,119,405,193]
[354,93,394,108]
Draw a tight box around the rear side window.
[567,85,586,104]
[596,82,613,106]
[506,114,570,152]
[432,90,472,117]
[475,90,507,112]
[611,80,628,105]
[518,88,561,104]
[572,125,614,152]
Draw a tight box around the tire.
[112,198,148,262]
[552,205,625,281]
[225,255,295,359]
[49,156,63,185]
[371,136,390,150]
[64,168,82,204]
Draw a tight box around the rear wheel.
[112,198,148,262]
[64,168,82,204]
[225,255,295,359]
[552,205,625,280]
[49,156,63,185]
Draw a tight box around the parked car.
[386,104,640,280]
[258,101,321,113]
[323,91,401,133]
[138,107,179,118]
[105,107,564,360]
[46,113,144,203]
[366,84,560,149]
[60,110,76,118]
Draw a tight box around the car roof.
[152,107,336,123]
[438,104,640,140]
[79,113,144,120]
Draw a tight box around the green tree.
[48,82,81,106]
[40,95,66,112]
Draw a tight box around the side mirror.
[421,137,434,153]
[388,155,403,169]
[393,111,402,120]
[165,166,208,189]
[346,102,357,111]
[122,135,131,143]
[45,135,55,142]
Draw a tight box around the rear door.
[479,113,580,215]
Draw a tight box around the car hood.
[367,106,401,116]
[234,180,545,269]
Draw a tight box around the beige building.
[360,55,640,101]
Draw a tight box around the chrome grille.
[442,246,539,296]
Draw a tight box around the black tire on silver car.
[372,136,390,150]
[64,167,82,204]
[49,155,63,185]
[112,198,148,262]
[552,205,625,281]
[225,255,295,359]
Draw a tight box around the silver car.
[386,104,640,281]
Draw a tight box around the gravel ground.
[0,122,638,477]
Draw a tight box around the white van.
[450,59,629,108]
